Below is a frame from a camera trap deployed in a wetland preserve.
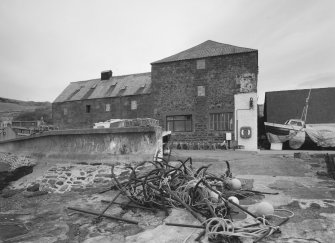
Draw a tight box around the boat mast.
[300,89,311,123]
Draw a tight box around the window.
[197,86,205,96]
[105,104,111,112]
[209,113,233,131]
[63,108,68,115]
[197,59,206,69]
[131,100,137,110]
[166,115,192,132]
[86,105,91,113]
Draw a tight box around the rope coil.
[110,157,292,242]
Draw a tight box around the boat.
[264,119,305,136]
[264,119,307,149]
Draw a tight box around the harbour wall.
[0,127,162,163]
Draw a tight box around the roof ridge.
[70,72,151,83]
[151,40,257,64]
[266,87,335,93]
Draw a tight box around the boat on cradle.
[264,119,307,149]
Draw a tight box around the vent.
[101,70,113,80]
[121,85,127,90]
[105,83,117,96]
[66,86,83,100]
[91,82,98,89]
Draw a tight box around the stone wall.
[151,51,258,143]
[0,126,162,163]
[52,94,154,129]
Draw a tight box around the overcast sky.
[0,0,334,103]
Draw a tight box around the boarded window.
[166,115,192,132]
[105,104,111,112]
[196,59,206,69]
[209,113,233,131]
[197,86,205,96]
[63,108,68,115]
[131,100,137,110]
[86,105,91,113]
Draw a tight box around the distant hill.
[0,97,52,123]
[0,97,50,109]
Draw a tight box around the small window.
[63,108,68,115]
[105,104,111,112]
[196,59,206,69]
[209,113,233,131]
[166,115,192,132]
[131,100,137,110]
[197,86,205,96]
[86,105,91,113]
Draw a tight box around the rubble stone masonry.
[52,49,258,146]
[151,51,258,144]
[52,94,154,129]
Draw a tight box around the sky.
[0,0,334,104]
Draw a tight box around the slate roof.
[152,40,257,64]
[53,72,151,103]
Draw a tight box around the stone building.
[52,72,153,129]
[53,40,258,147]
[151,40,258,144]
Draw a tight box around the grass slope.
[0,97,51,120]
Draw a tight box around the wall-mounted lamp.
[249,97,254,109]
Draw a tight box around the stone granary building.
[53,72,153,129]
[53,40,258,146]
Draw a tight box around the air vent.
[91,82,98,89]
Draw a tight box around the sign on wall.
[240,126,252,139]
[197,86,205,96]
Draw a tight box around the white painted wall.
[0,126,17,141]
[234,92,258,151]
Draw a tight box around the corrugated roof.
[264,87,335,124]
[152,40,257,64]
[53,72,151,103]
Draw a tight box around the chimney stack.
[101,70,113,80]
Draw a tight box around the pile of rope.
[110,157,290,242]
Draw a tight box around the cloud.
[297,73,335,89]
[0,0,334,102]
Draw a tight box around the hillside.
[0,97,52,123]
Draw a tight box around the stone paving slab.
[1,150,335,242]
[9,161,154,193]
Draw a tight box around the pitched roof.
[152,40,257,64]
[53,72,151,103]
